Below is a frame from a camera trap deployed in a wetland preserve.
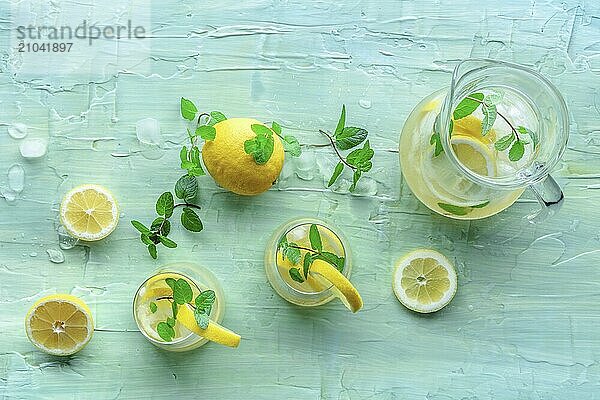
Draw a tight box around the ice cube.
[288,225,309,241]
[19,138,48,159]
[7,164,25,193]
[8,123,28,139]
[293,151,315,181]
[136,118,162,145]
[351,176,378,196]
[46,248,65,263]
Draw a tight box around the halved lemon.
[309,259,363,313]
[176,305,241,348]
[25,294,94,356]
[393,249,457,313]
[451,135,496,177]
[59,184,119,241]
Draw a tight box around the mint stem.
[465,96,521,141]
[318,130,356,170]
[289,244,320,255]
[155,296,197,310]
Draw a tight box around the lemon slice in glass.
[451,135,496,177]
[393,249,457,313]
[25,294,94,356]
[59,184,119,241]
[176,305,241,348]
[308,259,363,313]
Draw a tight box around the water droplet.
[19,138,48,159]
[29,252,38,257]
[57,226,78,250]
[358,99,372,109]
[467,304,474,311]
[46,248,65,263]
[136,118,162,145]
[0,186,18,204]
[7,164,25,193]
[8,123,28,139]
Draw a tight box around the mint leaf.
[517,126,539,149]
[282,135,301,157]
[315,252,345,272]
[156,192,174,218]
[494,133,515,151]
[141,234,153,246]
[328,162,344,187]
[508,140,525,161]
[453,93,483,120]
[481,104,497,136]
[172,278,193,305]
[180,98,197,121]
[472,201,490,209]
[430,132,444,157]
[334,105,346,137]
[336,127,368,150]
[175,175,198,202]
[180,146,188,164]
[346,140,374,171]
[244,134,274,165]
[289,268,305,283]
[194,308,210,330]
[151,217,170,236]
[195,290,216,314]
[166,317,176,327]
[131,220,150,234]
[159,236,177,248]
[277,234,289,254]
[309,224,322,252]
[349,169,361,192]
[181,207,203,232]
[148,244,157,259]
[484,91,503,107]
[209,111,227,126]
[271,121,282,135]
[196,125,216,141]
[149,302,157,313]
[157,321,175,341]
[302,253,313,278]
[251,124,273,137]
[438,203,470,216]
[284,243,302,265]
[165,278,177,290]
[171,301,178,318]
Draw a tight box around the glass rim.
[271,218,348,296]
[441,58,569,190]
[132,270,201,346]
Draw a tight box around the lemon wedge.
[176,305,241,348]
[25,294,94,356]
[393,249,457,313]
[59,184,119,241]
[451,135,496,177]
[308,259,363,313]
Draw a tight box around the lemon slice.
[25,294,94,356]
[453,115,497,144]
[60,184,119,241]
[451,135,496,177]
[393,249,457,313]
[176,305,241,348]
[308,260,363,313]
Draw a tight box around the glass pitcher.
[399,59,568,221]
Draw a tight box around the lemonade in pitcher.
[400,59,569,220]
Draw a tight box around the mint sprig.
[277,224,345,283]
[320,105,374,192]
[244,121,301,164]
[151,277,216,341]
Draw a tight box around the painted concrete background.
[1,0,599,398]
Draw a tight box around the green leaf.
[151,217,170,236]
[141,234,153,246]
[131,220,150,234]
[159,236,177,248]
[166,317,176,327]
[149,302,157,313]
[172,278,193,305]
[289,268,305,283]
[208,111,227,126]
[349,169,362,192]
[328,162,345,187]
[309,224,322,252]
[453,93,483,120]
[284,243,302,265]
[494,133,515,151]
[438,202,470,216]
[508,140,525,162]
[180,97,197,121]
[346,140,374,171]
[271,121,282,135]
[148,244,157,259]
[244,134,274,165]
[165,278,176,290]
[171,301,178,318]
[336,127,368,150]
[315,252,345,272]
[517,126,539,149]
[430,132,444,157]
[481,104,497,136]
[175,175,198,202]
[472,201,490,209]
[196,125,216,141]
[195,290,216,314]
[180,146,188,164]
[277,234,289,253]
[194,308,210,330]
[282,135,301,157]
[251,124,273,137]
[181,207,203,232]
[302,253,313,278]
[157,321,175,341]
[334,105,346,137]
[484,91,503,107]
[156,192,174,218]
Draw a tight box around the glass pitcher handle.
[527,174,564,223]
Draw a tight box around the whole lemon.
[202,118,285,195]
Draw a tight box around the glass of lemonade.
[265,217,362,311]
[133,262,226,352]
[400,59,569,221]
